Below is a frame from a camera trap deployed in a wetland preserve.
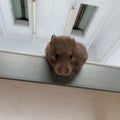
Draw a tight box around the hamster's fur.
[45,35,88,76]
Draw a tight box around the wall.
[0,0,113,46]
[1,0,120,65]
[88,0,120,64]
[36,0,73,38]
[0,33,47,55]
[106,46,120,66]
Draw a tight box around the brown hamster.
[45,35,88,76]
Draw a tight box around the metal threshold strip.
[0,51,120,92]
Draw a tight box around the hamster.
[45,35,88,76]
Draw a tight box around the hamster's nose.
[58,66,69,74]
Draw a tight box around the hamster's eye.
[69,54,73,59]
[55,53,59,59]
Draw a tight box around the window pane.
[73,4,96,33]
[12,0,22,19]
[11,0,29,22]
[78,5,96,31]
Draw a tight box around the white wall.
[36,0,73,38]
[0,0,31,35]
[36,0,113,48]
[0,33,48,56]
[0,0,113,46]
[1,0,120,66]
[88,0,120,64]
[71,0,113,47]
[105,47,120,66]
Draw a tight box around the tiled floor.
[0,78,120,120]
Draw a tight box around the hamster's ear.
[51,35,56,40]
[50,35,57,45]
[70,38,76,46]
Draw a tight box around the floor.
[0,78,120,120]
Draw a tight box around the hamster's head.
[45,35,88,76]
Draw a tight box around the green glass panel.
[11,0,29,21]
[25,0,29,19]
[11,0,22,19]
[78,5,96,31]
